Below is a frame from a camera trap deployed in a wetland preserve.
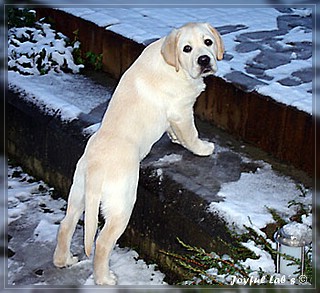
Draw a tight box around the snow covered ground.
[5,147,313,287]
[208,158,312,231]
[8,71,113,122]
[147,143,313,240]
[145,146,313,234]
[6,164,166,287]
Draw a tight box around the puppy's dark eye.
[204,39,213,46]
[183,45,192,53]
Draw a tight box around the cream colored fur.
[53,22,224,285]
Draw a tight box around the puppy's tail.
[84,170,102,257]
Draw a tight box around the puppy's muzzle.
[198,55,215,75]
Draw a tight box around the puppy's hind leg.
[93,171,139,285]
[93,213,132,285]
[53,158,85,268]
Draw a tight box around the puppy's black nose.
[198,55,210,66]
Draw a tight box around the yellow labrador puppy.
[53,22,224,285]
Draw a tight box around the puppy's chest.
[178,79,206,101]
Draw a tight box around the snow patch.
[83,123,101,135]
[33,219,58,243]
[8,71,112,121]
[241,240,275,273]
[152,154,182,167]
[208,163,312,231]
[8,22,83,75]
[282,222,312,244]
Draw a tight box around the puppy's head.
[161,22,224,79]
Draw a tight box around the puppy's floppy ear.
[161,28,181,72]
[206,23,224,61]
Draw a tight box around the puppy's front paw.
[194,141,214,156]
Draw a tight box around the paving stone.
[245,66,273,81]
[217,24,248,35]
[278,76,302,86]
[292,67,313,83]
[235,41,261,53]
[275,8,297,14]
[277,14,312,32]
[223,53,234,61]
[239,30,284,41]
[250,51,292,70]
[224,71,268,91]
[290,42,312,60]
